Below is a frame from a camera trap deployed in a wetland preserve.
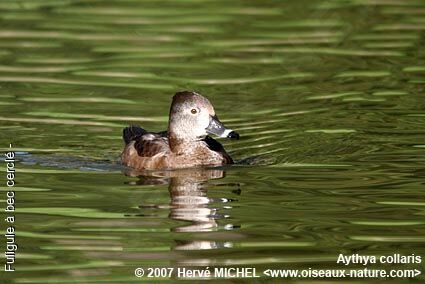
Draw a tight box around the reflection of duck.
[121,91,239,170]
[168,169,224,233]
[127,168,240,249]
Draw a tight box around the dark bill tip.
[227,131,240,140]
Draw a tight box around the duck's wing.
[203,135,234,164]
[134,132,169,157]
[123,125,169,157]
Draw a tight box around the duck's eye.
[191,108,198,114]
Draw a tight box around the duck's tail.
[123,125,147,145]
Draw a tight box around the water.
[1,0,424,283]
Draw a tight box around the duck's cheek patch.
[199,115,211,128]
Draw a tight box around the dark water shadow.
[17,152,123,172]
[17,151,271,172]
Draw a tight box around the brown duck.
[121,91,239,170]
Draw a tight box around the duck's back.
[121,125,233,170]
[121,125,171,169]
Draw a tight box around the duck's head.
[168,91,239,141]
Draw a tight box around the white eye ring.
[191,108,198,114]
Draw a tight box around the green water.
[1,0,425,283]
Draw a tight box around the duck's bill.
[206,115,240,140]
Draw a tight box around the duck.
[121,91,239,170]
